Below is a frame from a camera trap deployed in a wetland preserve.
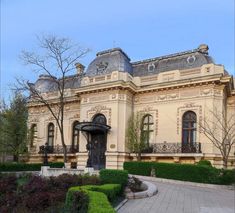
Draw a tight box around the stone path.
[118,181,234,213]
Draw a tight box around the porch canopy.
[75,121,111,133]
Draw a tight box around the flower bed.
[0,173,100,212]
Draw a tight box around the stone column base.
[76,152,88,170]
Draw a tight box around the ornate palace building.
[27,44,235,169]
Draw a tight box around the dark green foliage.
[87,191,115,213]
[124,161,235,185]
[197,160,212,167]
[100,169,128,188]
[124,162,152,176]
[218,169,235,185]
[80,184,121,201]
[66,184,119,213]
[0,162,64,171]
[0,92,28,162]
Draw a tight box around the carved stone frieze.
[90,95,109,102]
[181,89,200,98]
[28,117,39,123]
[87,105,111,125]
[46,116,55,122]
[69,113,80,119]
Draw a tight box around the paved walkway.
[118,181,234,213]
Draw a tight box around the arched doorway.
[75,113,111,170]
[88,114,107,170]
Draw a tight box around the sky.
[0,0,234,102]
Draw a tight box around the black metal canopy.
[75,122,111,133]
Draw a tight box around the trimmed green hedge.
[99,169,128,188]
[66,184,120,213]
[81,184,121,201]
[197,160,212,167]
[87,191,115,213]
[123,161,235,185]
[0,162,64,172]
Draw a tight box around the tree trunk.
[61,135,67,163]
[13,154,19,162]
[223,156,228,169]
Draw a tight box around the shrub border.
[66,184,121,213]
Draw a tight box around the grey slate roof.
[34,44,215,92]
[34,74,81,93]
[132,49,214,77]
[85,48,132,76]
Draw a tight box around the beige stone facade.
[27,44,235,169]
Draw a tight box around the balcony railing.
[38,145,78,154]
[143,142,201,154]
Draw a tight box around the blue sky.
[1,0,234,102]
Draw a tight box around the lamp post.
[43,142,49,165]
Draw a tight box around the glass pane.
[192,129,196,143]
[149,124,154,131]
[143,125,148,131]
[148,115,153,123]
[182,130,188,144]
[149,132,154,143]
[183,121,189,128]
[48,137,53,146]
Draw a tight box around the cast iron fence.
[38,145,78,154]
[143,142,201,153]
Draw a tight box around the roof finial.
[198,44,209,54]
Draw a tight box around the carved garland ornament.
[138,105,158,136]
[87,105,112,125]
[177,102,202,134]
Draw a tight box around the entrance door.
[90,133,106,170]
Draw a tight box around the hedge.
[123,161,235,185]
[87,191,115,213]
[81,184,121,201]
[99,169,128,188]
[66,184,120,213]
[0,162,64,172]
[197,160,212,167]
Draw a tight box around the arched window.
[30,124,37,147]
[182,111,197,145]
[142,114,154,145]
[72,121,79,151]
[93,114,107,125]
[47,123,55,147]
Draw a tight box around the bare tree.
[200,108,235,168]
[18,35,89,163]
[126,113,148,161]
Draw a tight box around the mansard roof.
[131,44,214,76]
[33,44,216,92]
[85,48,132,76]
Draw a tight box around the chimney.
[75,63,85,75]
